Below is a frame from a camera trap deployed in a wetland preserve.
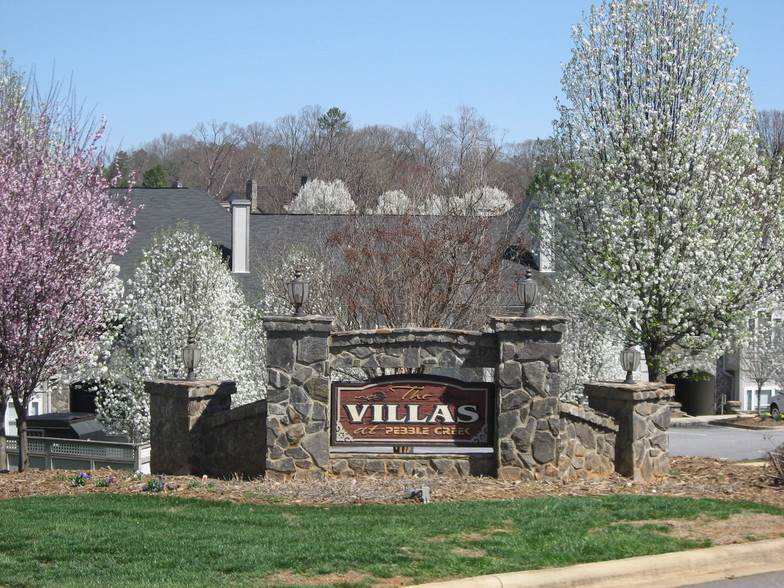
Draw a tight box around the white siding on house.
[4,392,47,435]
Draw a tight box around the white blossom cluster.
[540,275,625,399]
[55,264,126,384]
[449,187,513,216]
[545,0,784,379]
[289,178,357,214]
[258,243,342,320]
[97,224,266,441]
[369,187,512,216]
[370,190,411,215]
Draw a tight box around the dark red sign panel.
[331,375,494,447]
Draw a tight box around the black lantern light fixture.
[517,268,538,317]
[619,342,641,385]
[181,336,202,381]
[286,266,310,317]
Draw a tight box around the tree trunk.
[643,343,664,382]
[757,383,763,416]
[12,395,28,472]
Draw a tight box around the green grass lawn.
[0,494,781,588]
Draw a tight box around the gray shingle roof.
[112,187,534,310]
[247,199,532,257]
[113,187,232,281]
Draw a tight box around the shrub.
[766,443,784,486]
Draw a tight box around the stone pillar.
[262,315,335,480]
[145,379,235,475]
[584,381,674,481]
[490,316,566,481]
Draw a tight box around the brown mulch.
[0,456,781,508]
[728,416,784,428]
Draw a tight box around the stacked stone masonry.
[488,316,566,481]
[330,328,497,371]
[329,453,496,478]
[259,315,672,482]
[199,399,268,479]
[264,316,334,481]
[558,403,617,481]
[145,315,674,483]
[146,379,267,479]
[584,382,674,481]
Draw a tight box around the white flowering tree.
[451,186,513,216]
[289,178,357,214]
[370,190,411,215]
[544,0,784,381]
[417,194,446,215]
[540,275,626,400]
[98,223,265,441]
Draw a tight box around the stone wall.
[490,316,567,481]
[145,379,234,476]
[258,314,673,482]
[329,453,495,478]
[557,403,617,480]
[199,400,267,479]
[584,381,674,481]
[264,316,334,481]
[266,315,573,481]
[146,315,674,484]
[145,379,267,479]
[330,328,496,371]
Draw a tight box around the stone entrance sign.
[145,314,674,483]
[331,375,494,447]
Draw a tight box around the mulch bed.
[0,455,781,508]
[722,416,784,428]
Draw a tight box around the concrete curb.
[410,537,784,588]
[709,420,782,431]
[669,418,708,427]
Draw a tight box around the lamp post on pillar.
[620,342,641,384]
[286,267,310,317]
[517,268,538,317]
[620,312,641,384]
[182,336,202,381]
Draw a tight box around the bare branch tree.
[186,121,240,197]
[328,213,520,330]
[741,316,780,416]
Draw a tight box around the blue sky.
[1,0,781,153]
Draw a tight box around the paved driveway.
[669,424,784,461]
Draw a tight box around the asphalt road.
[670,424,784,461]
[670,425,784,587]
[686,571,784,587]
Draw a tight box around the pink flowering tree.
[0,59,135,470]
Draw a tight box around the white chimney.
[231,199,251,274]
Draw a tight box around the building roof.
[247,198,532,259]
[113,186,535,310]
[113,186,232,282]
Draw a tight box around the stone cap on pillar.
[584,381,674,402]
[144,379,237,400]
[262,315,335,334]
[489,316,568,333]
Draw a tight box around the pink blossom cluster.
[0,91,136,406]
